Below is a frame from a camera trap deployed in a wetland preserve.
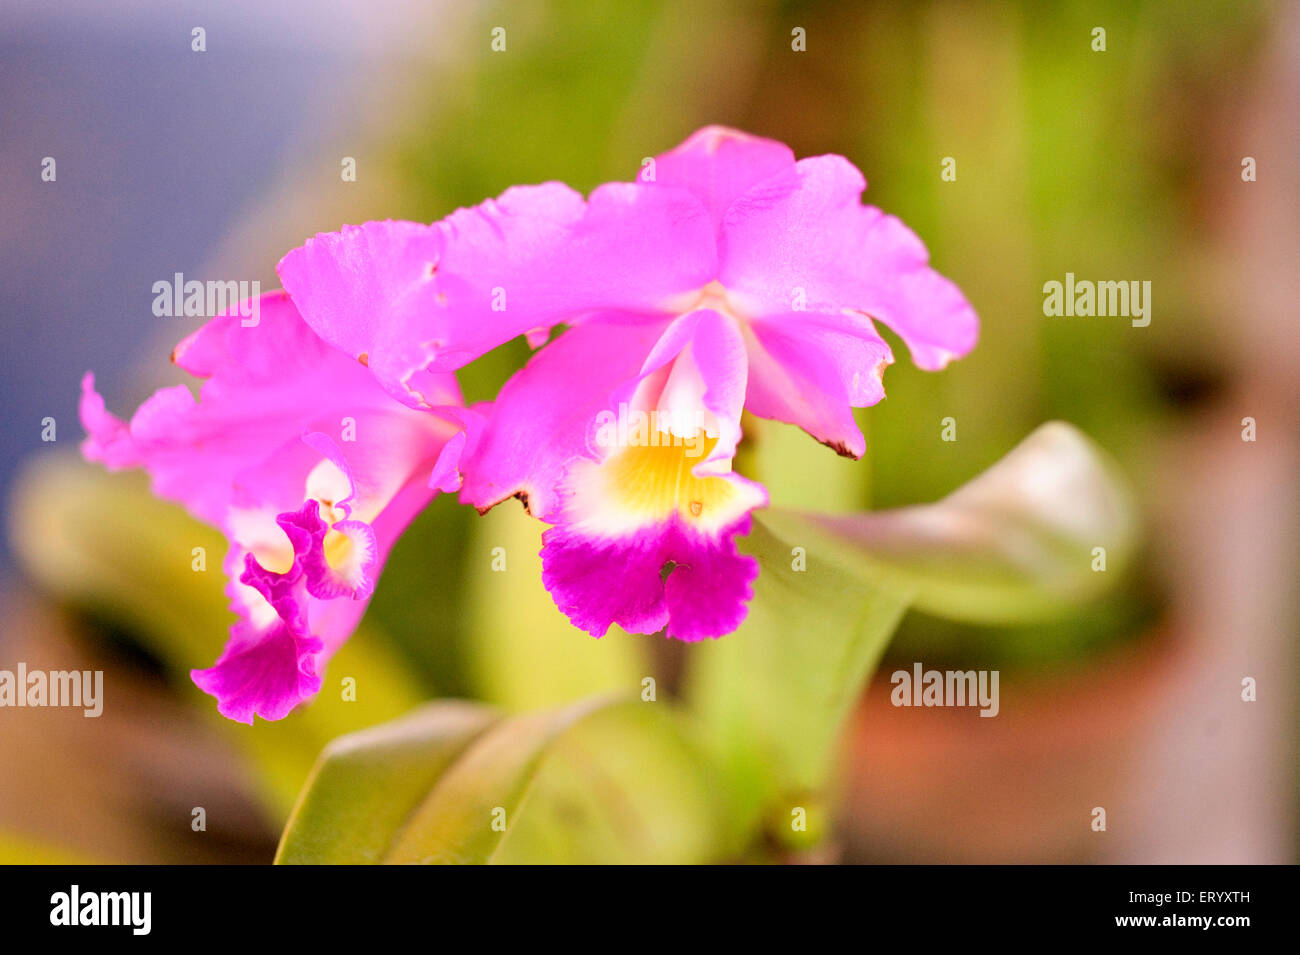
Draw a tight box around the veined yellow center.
[566,283,767,537]
[567,434,762,536]
[605,436,727,521]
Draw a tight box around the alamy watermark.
[593,404,710,457]
[1042,272,1150,327]
[890,662,999,717]
[0,664,103,717]
[152,273,261,326]
[50,886,150,935]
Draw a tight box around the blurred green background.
[2,0,1295,863]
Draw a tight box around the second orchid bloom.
[281,125,978,642]
[84,125,977,722]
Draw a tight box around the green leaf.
[9,454,233,664]
[687,519,912,833]
[275,701,498,864]
[383,695,623,864]
[277,695,634,864]
[757,421,1137,625]
[492,701,733,864]
[687,422,1136,843]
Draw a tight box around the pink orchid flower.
[80,291,462,722]
[279,126,978,642]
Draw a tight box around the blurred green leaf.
[275,695,606,863]
[493,700,733,864]
[688,422,1136,840]
[361,493,479,700]
[275,701,498,864]
[688,519,912,836]
[383,694,622,864]
[759,421,1137,625]
[10,454,231,662]
[463,503,648,709]
[277,694,732,864]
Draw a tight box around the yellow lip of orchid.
[563,433,766,539]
